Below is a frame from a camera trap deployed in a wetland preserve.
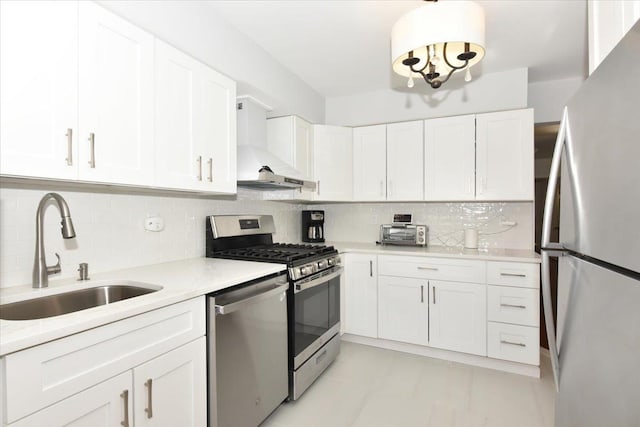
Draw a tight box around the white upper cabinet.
[386,120,424,201]
[588,0,640,74]
[475,109,534,201]
[353,125,387,201]
[313,125,353,201]
[267,116,314,179]
[424,115,476,201]
[78,1,155,186]
[155,40,236,193]
[0,1,79,180]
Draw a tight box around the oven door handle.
[294,266,344,294]
[215,283,289,315]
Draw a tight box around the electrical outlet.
[144,216,165,232]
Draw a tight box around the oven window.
[293,275,340,358]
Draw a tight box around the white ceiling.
[208,0,588,98]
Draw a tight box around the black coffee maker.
[302,210,325,243]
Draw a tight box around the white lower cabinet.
[344,253,378,338]
[487,322,539,365]
[378,276,428,346]
[2,298,206,426]
[428,280,487,356]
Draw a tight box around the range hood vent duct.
[236,97,316,191]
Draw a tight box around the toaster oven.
[379,224,428,246]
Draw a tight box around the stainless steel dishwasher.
[208,272,289,427]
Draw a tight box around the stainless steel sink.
[0,282,162,321]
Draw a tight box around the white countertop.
[0,258,286,356]
[327,241,541,263]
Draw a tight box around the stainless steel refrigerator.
[541,20,640,427]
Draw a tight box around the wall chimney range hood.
[236,97,316,191]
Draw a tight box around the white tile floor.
[263,342,555,427]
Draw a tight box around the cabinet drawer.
[487,322,539,365]
[378,255,485,283]
[487,261,539,288]
[488,285,539,327]
[4,297,205,424]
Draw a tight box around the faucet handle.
[47,253,62,275]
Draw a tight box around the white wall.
[527,76,584,123]
[0,185,302,288]
[314,201,534,250]
[325,68,528,127]
[98,0,325,123]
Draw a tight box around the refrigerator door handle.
[541,107,569,392]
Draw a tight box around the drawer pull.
[501,340,526,347]
[121,389,129,427]
[66,128,73,165]
[417,266,439,271]
[500,272,527,277]
[144,378,153,418]
[500,303,527,309]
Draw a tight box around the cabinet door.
[313,125,353,201]
[424,115,476,201]
[429,280,487,356]
[344,254,378,338]
[134,337,206,427]
[294,117,314,179]
[475,109,534,201]
[199,62,236,194]
[353,125,387,201]
[378,276,428,345]
[78,2,155,185]
[154,39,202,191]
[386,121,424,200]
[9,372,132,427]
[0,1,78,180]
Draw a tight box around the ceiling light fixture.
[391,0,485,89]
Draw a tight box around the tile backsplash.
[0,185,303,288]
[314,202,534,250]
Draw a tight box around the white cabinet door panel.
[429,280,487,356]
[9,372,132,427]
[353,125,387,201]
[134,338,206,427]
[0,1,78,180]
[344,254,378,338]
[313,125,353,201]
[475,109,534,201]
[386,121,423,201]
[424,115,476,201]
[78,2,154,185]
[378,276,428,345]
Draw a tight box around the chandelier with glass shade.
[391,0,486,89]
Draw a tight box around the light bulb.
[464,66,472,82]
[407,75,415,88]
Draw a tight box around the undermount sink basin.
[0,282,162,321]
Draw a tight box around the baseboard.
[341,333,541,378]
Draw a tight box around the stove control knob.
[300,266,308,276]
[328,258,334,266]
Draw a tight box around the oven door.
[291,266,343,369]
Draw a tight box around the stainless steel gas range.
[206,215,342,401]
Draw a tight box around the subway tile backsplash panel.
[314,202,534,250]
[0,186,303,288]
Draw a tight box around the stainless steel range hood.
[236,97,316,191]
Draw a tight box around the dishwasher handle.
[215,282,288,315]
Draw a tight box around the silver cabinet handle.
[88,133,95,168]
[417,266,439,271]
[317,180,320,196]
[500,340,526,347]
[500,303,527,309]
[380,180,384,197]
[388,180,392,197]
[500,272,526,278]
[144,378,153,418]
[196,155,202,181]
[66,128,73,166]
[432,285,436,304]
[369,260,373,277]
[120,389,129,427]
[420,284,424,303]
[207,157,213,182]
